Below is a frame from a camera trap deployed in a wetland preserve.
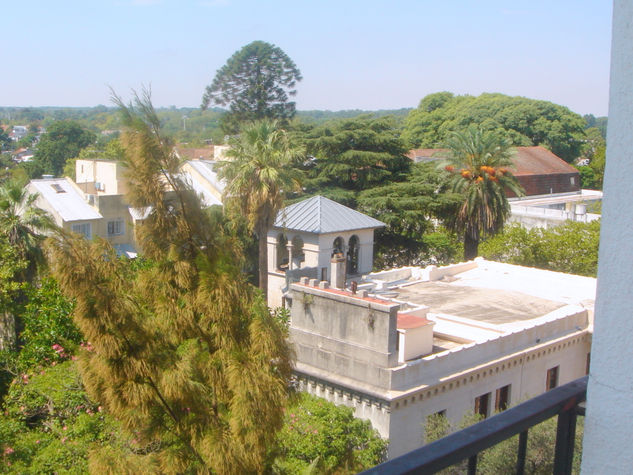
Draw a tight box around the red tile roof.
[174,146,215,160]
[397,313,431,329]
[511,147,578,176]
[407,146,577,176]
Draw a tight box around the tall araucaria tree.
[202,41,302,134]
[219,119,303,297]
[442,127,524,260]
[47,89,294,474]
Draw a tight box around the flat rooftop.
[369,259,596,329]
[396,281,563,325]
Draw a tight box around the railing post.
[553,399,578,475]
[467,454,477,475]
[516,430,528,475]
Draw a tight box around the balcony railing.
[361,376,587,475]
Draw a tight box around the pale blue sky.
[3,0,612,115]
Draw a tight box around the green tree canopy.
[274,393,386,474]
[202,41,302,133]
[301,115,411,194]
[47,91,294,473]
[403,92,587,162]
[357,162,462,268]
[441,127,524,260]
[479,221,600,277]
[32,121,95,176]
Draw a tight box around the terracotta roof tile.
[397,313,432,330]
[407,146,577,176]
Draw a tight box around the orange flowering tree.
[442,127,524,260]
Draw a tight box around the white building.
[27,159,141,256]
[267,195,385,307]
[286,256,594,459]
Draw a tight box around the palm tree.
[0,179,55,283]
[442,127,524,260]
[0,179,55,349]
[219,120,303,297]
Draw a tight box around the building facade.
[286,258,594,458]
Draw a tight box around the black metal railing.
[361,376,587,475]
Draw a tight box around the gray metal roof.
[185,160,226,193]
[274,195,385,234]
[29,178,102,222]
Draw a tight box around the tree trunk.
[258,224,268,299]
[0,311,16,351]
[464,232,479,261]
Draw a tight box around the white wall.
[581,2,633,472]
[388,332,590,458]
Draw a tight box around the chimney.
[330,253,346,289]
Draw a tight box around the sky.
[2,0,613,116]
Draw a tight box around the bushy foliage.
[9,277,80,372]
[403,92,586,162]
[0,361,124,474]
[273,393,387,474]
[479,221,600,277]
[32,121,96,176]
[47,90,294,474]
[301,115,410,192]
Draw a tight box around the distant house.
[509,146,580,196]
[179,159,224,207]
[174,145,216,161]
[27,159,142,257]
[10,125,28,142]
[407,146,581,197]
[174,144,231,162]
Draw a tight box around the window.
[474,392,491,418]
[107,219,124,236]
[321,267,327,281]
[347,235,360,274]
[332,236,345,257]
[495,385,511,412]
[586,353,591,375]
[276,234,288,271]
[291,236,305,263]
[571,176,576,185]
[71,222,92,239]
[546,366,559,391]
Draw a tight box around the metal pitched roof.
[185,160,226,193]
[274,195,385,234]
[29,178,102,222]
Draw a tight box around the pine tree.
[47,89,293,474]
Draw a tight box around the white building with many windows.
[285,256,594,459]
